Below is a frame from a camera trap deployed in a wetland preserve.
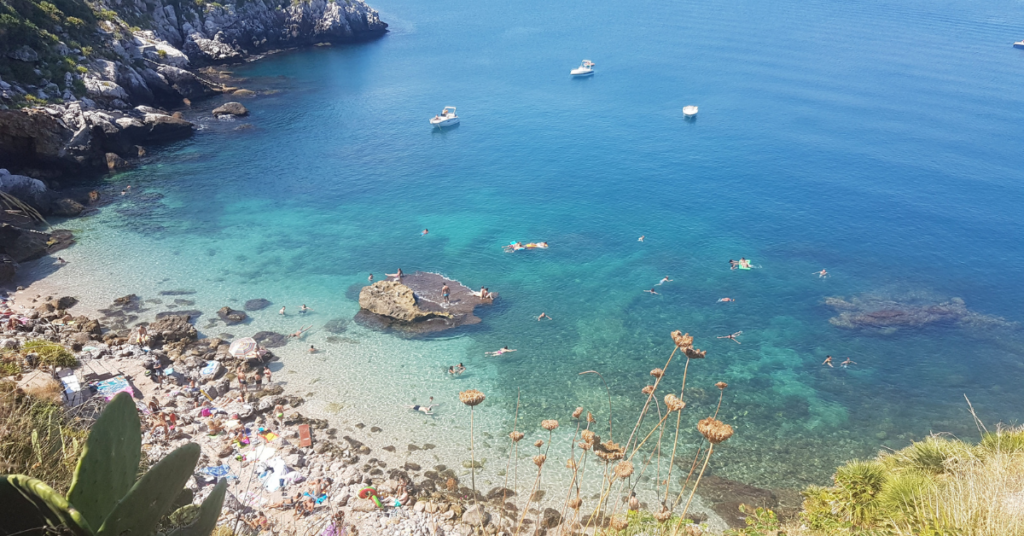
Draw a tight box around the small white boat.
[571,60,595,76]
[430,107,459,128]
[682,105,699,117]
[1015,39,1024,49]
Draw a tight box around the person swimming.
[840,357,856,368]
[822,355,833,367]
[729,259,737,270]
[817,269,828,278]
[638,235,645,242]
[656,276,672,286]
[537,312,552,321]
[408,398,438,415]
[290,325,312,338]
[279,306,286,315]
[309,345,316,353]
[422,229,429,235]
[300,304,310,314]
[368,273,374,282]
[717,331,742,344]
[485,347,516,356]
[717,297,735,302]
[457,363,465,374]
[644,289,659,295]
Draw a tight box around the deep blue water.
[50,0,1024,491]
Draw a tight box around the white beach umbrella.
[228,337,260,358]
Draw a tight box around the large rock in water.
[217,306,247,325]
[355,272,493,335]
[212,102,248,117]
[358,280,451,323]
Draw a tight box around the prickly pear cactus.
[0,474,93,536]
[167,479,227,536]
[96,443,200,536]
[66,392,142,530]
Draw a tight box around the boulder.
[106,152,130,170]
[0,109,105,176]
[216,306,247,325]
[148,314,198,343]
[7,45,39,63]
[156,65,216,100]
[211,102,248,117]
[462,504,489,526]
[50,198,85,217]
[0,255,16,285]
[0,169,53,211]
[358,280,452,323]
[143,113,195,142]
[0,224,68,263]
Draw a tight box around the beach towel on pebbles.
[260,456,301,492]
[200,360,221,379]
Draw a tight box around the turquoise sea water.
[31,0,1024,496]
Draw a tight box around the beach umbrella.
[229,337,259,358]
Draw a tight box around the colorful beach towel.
[200,465,232,478]
[200,360,219,376]
[95,376,132,400]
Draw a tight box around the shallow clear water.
[26,0,1024,497]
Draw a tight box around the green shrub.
[726,505,782,536]
[980,428,1024,454]
[881,435,974,475]
[22,340,77,368]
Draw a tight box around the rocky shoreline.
[0,290,546,535]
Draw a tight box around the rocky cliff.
[0,0,386,177]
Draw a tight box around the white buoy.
[682,105,699,117]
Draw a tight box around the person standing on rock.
[264,366,272,385]
[237,370,248,391]
[441,284,450,305]
[254,368,264,390]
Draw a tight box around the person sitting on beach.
[537,312,552,321]
[644,289,659,295]
[407,398,438,415]
[247,512,270,532]
[840,357,856,368]
[657,276,672,286]
[717,297,735,302]
[822,355,834,367]
[58,257,67,264]
[485,347,516,356]
[294,495,316,517]
[717,331,743,344]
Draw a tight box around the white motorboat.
[571,60,595,76]
[1015,39,1024,49]
[682,105,699,117]
[430,107,459,128]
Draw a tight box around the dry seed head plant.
[715,381,728,390]
[535,439,544,448]
[642,385,656,395]
[587,411,596,423]
[650,368,665,378]
[566,458,578,470]
[684,347,707,359]
[572,407,584,419]
[509,431,524,442]
[460,389,486,406]
[665,394,686,412]
[542,419,559,431]
[614,460,634,479]
[581,430,598,444]
[653,508,672,523]
[671,330,694,349]
[533,454,546,467]
[610,514,629,531]
[568,497,582,510]
[697,417,734,444]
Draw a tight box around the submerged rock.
[253,331,286,348]
[244,298,272,311]
[826,294,1012,331]
[217,306,247,325]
